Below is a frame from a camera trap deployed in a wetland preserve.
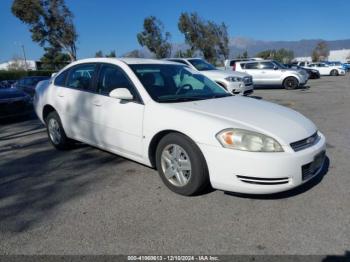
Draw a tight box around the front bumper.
[226,81,254,96]
[198,132,326,194]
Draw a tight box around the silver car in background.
[235,60,308,89]
[166,58,254,95]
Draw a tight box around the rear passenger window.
[244,62,259,69]
[260,62,275,69]
[97,64,134,95]
[67,64,96,90]
[54,70,68,86]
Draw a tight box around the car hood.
[0,88,27,100]
[169,96,316,145]
[201,69,250,78]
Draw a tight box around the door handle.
[58,93,64,97]
[93,100,102,107]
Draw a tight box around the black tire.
[45,111,72,150]
[330,69,338,76]
[155,133,210,196]
[283,77,299,90]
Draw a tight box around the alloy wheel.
[161,144,192,187]
[48,118,61,145]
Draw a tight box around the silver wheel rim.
[48,118,61,145]
[161,144,192,187]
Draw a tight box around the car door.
[259,61,282,85]
[241,62,262,84]
[315,63,329,75]
[90,63,144,157]
[53,63,98,142]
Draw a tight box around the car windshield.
[273,61,287,69]
[129,64,231,103]
[187,59,216,71]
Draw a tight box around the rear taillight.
[232,63,236,71]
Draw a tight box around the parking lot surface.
[0,75,349,255]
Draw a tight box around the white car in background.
[166,58,254,95]
[34,58,326,196]
[235,60,309,89]
[303,63,345,76]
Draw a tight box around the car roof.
[69,57,180,65]
[238,59,273,64]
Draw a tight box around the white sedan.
[304,63,345,76]
[34,58,326,196]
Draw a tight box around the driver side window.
[97,64,134,96]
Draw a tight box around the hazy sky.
[0,0,349,61]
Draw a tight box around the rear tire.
[45,111,72,150]
[155,133,210,196]
[330,69,338,76]
[283,77,298,90]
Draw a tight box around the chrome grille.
[290,132,320,152]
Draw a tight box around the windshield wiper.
[210,94,232,98]
[158,97,209,103]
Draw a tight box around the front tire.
[283,77,299,90]
[46,111,72,150]
[330,69,338,76]
[155,133,209,196]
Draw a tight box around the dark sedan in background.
[0,85,33,119]
[286,64,321,79]
[13,76,50,96]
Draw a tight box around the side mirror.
[273,66,279,70]
[109,88,134,100]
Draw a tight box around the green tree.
[178,12,229,64]
[256,49,294,63]
[106,50,116,58]
[242,50,248,58]
[12,0,78,61]
[40,46,70,70]
[137,16,171,58]
[95,50,116,58]
[123,49,143,58]
[95,50,103,57]
[312,41,329,62]
[174,49,194,58]
[256,50,274,59]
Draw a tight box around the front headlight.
[225,76,242,82]
[216,129,284,152]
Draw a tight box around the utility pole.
[21,44,28,71]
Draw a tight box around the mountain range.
[124,37,350,58]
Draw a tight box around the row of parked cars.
[1,57,347,121]
[0,76,49,119]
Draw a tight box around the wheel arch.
[148,129,196,168]
[42,104,57,122]
[283,75,299,85]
